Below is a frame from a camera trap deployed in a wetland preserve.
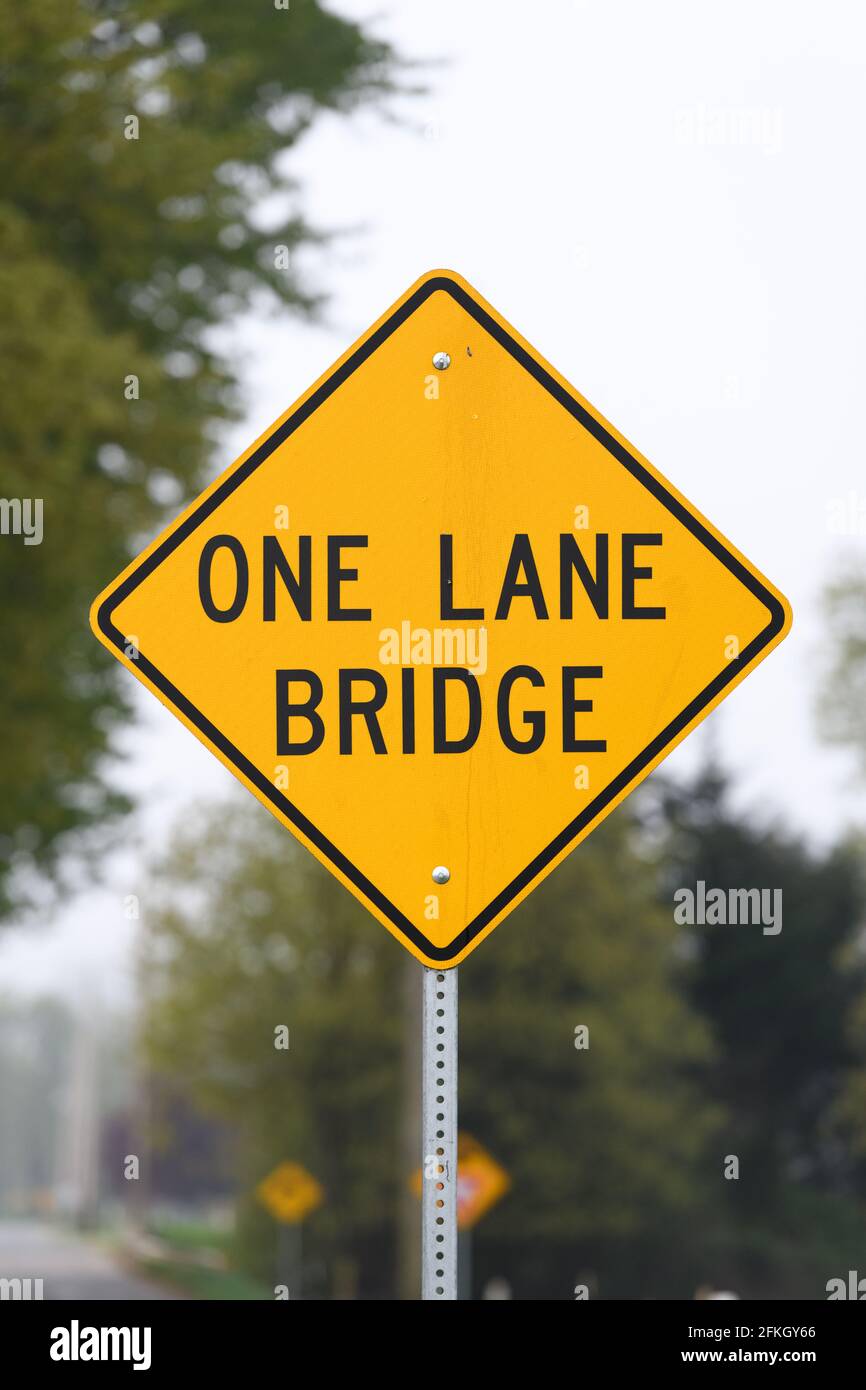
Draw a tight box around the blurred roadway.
[0,1220,178,1300]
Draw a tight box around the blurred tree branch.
[0,0,404,917]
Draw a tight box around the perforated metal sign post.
[422,967,458,1300]
[91,268,792,1300]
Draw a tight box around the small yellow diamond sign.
[91,270,791,968]
[256,1162,324,1225]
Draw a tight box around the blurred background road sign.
[456,1134,510,1229]
[411,1132,509,1231]
[256,1162,323,1225]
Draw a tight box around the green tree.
[817,566,866,1193]
[0,0,396,914]
[142,793,718,1298]
[652,762,866,1296]
[142,799,408,1298]
[460,807,720,1300]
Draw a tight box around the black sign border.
[96,275,787,963]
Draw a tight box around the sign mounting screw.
[432,865,450,885]
[432,352,451,370]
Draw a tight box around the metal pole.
[277,1222,301,1299]
[422,965,458,1299]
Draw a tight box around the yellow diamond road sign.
[91,269,792,969]
[256,1162,324,1225]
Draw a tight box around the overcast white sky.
[4,0,866,1000]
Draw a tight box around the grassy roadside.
[128,1218,272,1301]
